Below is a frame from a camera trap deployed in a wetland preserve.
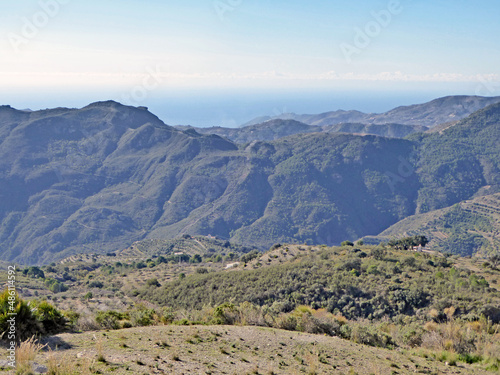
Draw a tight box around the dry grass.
[47,353,94,375]
[15,336,46,375]
[95,337,106,363]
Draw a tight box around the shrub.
[146,278,161,287]
[161,307,177,324]
[63,310,80,329]
[371,247,386,260]
[95,310,127,330]
[44,278,68,293]
[212,303,237,325]
[237,301,267,326]
[129,304,157,327]
[240,250,260,263]
[0,290,66,341]
[83,292,93,300]
[31,300,67,335]
[88,281,104,289]
[341,241,354,247]
[190,254,202,263]
[0,289,41,341]
[22,266,45,279]
[275,314,298,331]
[349,324,393,348]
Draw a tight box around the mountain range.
[177,95,500,143]
[242,95,500,127]
[0,96,499,264]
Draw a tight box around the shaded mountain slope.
[412,102,500,213]
[0,100,499,264]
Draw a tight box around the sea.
[2,87,475,128]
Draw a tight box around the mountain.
[177,120,428,143]
[411,102,500,213]
[363,193,500,257]
[0,100,499,264]
[176,119,316,143]
[243,95,500,128]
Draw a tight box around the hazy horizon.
[2,0,500,127]
[1,88,494,128]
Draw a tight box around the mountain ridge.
[243,95,500,128]
[178,120,429,143]
[0,99,499,264]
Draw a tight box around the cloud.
[1,70,498,88]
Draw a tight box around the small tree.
[22,266,45,279]
[488,253,500,269]
[341,241,354,247]
[190,254,202,263]
[146,278,161,287]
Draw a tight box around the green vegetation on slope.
[139,245,500,323]
[366,193,500,257]
[7,243,500,373]
[1,100,500,264]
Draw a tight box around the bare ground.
[8,325,495,375]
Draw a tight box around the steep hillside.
[412,102,500,213]
[0,100,499,264]
[243,95,500,128]
[364,194,500,257]
[0,102,240,264]
[228,133,420,248]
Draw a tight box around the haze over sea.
[1,86,476,128]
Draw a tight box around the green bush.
[44,278,68,293]
[22,266,45,279]
[129,304,157,327]
[95,310,128,330]
[32,300,67,334]
[0,289,67,341]
[240,250,260,263]
[0,289,40,341]
[212,303,238,325]
[88,281,104,288]
[146,278,161,287]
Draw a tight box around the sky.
[1,0,500,126]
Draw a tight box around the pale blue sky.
[1,0,499,125]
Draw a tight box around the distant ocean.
[143,89,454,128]
[3,87,473,128]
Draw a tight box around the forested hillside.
[0,100,499,264]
